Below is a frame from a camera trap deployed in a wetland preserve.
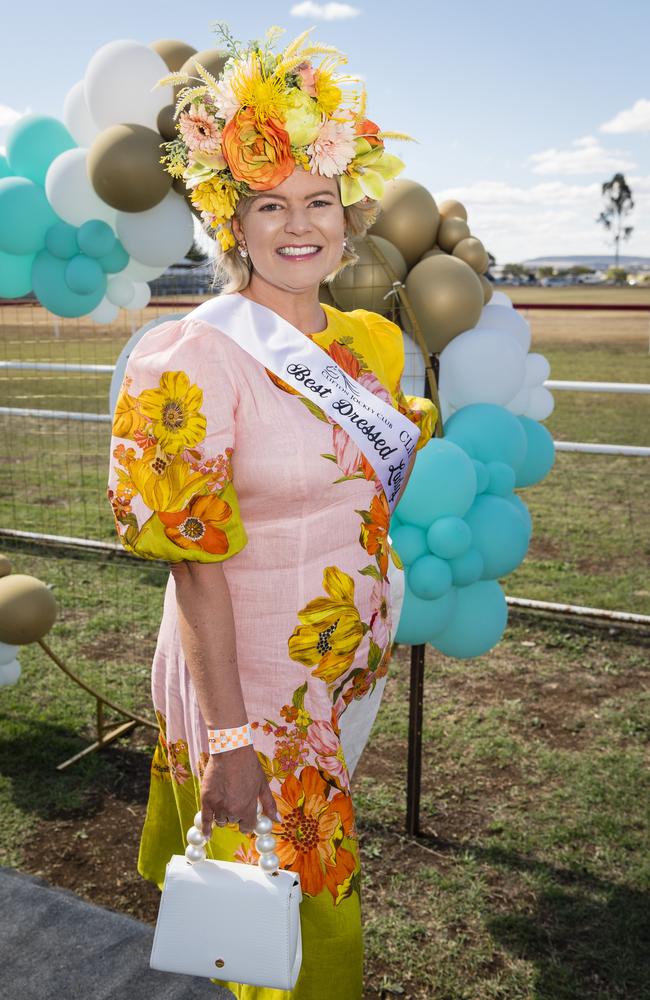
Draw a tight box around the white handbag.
[150,809,303,991]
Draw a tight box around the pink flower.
[307,119,356,177]
[296,61,317,98]
[308,720,350,789]
[178,105,222,153]
[369,576,391,651]
[331,371,392,481]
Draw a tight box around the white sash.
[185,293,419,511]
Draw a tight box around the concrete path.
[0,866,232,1000]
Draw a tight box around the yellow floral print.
[125,444,214,513]
[288,566,368,684]
[136,370,207,455]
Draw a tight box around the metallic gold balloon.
[178,49,230,97]
[150,39,197,72]
[405,255,485,353]
[419,246,445,261]
[453,236,489,274]
[88,124,172,212]
[480,274,493,304]
[438,199,468,222]
[0,574,57,644]
[437,216,471,253]
[157,105,177,141]
[331,235,408,314]
[0,555,11,579]
[369,179,440,269]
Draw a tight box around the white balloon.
[90,297,120,325]
[476,304,531,352]
[439,327,527,409]
[84,39,173,131]
[46,148,117,228]
[505,387,531,415]
[524,352,551,387]
[524,386,555,421]
[438,392,455,424]
[109,314,187,414]
[0,658,21,687]
[489,290,514,309]
[116,190,193,267]
[400,330,426,397]
[106,274,135,307]
[62,80,99,147]
[126,282,152,310]
[0,642,18,666]
[122,258,168,282]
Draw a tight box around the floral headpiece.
[158,23,411,251]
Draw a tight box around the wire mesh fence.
[1,296,648,716]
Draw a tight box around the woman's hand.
[199,745,279,837]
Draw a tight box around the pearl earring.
[238,243,249,259]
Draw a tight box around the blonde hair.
[208,177,380,294]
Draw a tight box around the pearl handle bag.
[150,809,303,990]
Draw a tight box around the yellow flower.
[136,370,207,455]
[314,68,342,115]
[191,178,238,221]
[112,385,146,440]
[283,89,321,146]
[288,566,366,684]
[214,224,236,251]
[341,145,405,206]
[129,445,214,513]
[231,52,289,123]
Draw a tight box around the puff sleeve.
[106,318,248,563]
[363,311,438,450]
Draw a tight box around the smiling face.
[231,166,346,295]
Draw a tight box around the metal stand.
[406,642,426,835]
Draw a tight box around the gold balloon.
[480,274,493,304]
[453,236,489,274]
[437,216,471,253]
[0,574,57,645]
[157,105,177,141]
[331,235,408,314]
[177,49,230,100]
[150,39,197,72]
[369,179,440,269]
[0,555,11,579]
[88,124,172,213]
[405,255,485,353]
[438,199,468,222]
[419,246,445,262]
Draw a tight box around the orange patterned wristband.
[207,723,253,755]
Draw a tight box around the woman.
[107,26,436,1000]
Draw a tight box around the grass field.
[0,289,649,998]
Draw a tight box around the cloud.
[434,175,650,262]
[601,98,650,134]
[527,135,636,176]
[290,1,361,19]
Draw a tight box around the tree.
[597,173,634,268]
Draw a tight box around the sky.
[1,0,647,263]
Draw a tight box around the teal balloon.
[427,516,472,559]
[432,580,508,659]
[395,586,457,644]
[65,254,104,294]
[0,155,12,179]
[449,548,484,587]
[473,460,489,494]
[515,416,556,487]
[446,404,527,471]
[98,239,129,274]
[32,250,106,318]
[409,554,453,600]
[486,461,516,497]
[464,494,530,579]
[396,438,477,528]
[6,114,76,186]
[77,219,116,258]
[45,221,79,260]
[507,494,532,537]
[391,524,428,566]
[0,177,58,254]
[0,250,35,297]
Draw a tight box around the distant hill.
[521,255,650,270]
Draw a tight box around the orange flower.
[157,492,232,554]
[354,119,384,149]
[359,492,391,577]
[327,339,361,378]
[274,765,357,902]
[221,109,295,191]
